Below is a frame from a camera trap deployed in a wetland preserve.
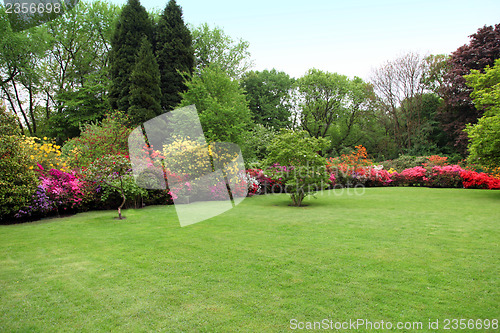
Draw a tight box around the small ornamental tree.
[83,154,131,219]
[265,129,330,206]
[63,111,133,169]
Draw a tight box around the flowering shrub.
[82,154,135,219]
[425,155,449,167]
[15,186,53,218]
[240,171,260,196]
[391,166,427,186]
[364,167,393,187]
[209,181,229,200]
[40,166,85,210]
[63,111,133,169]
[481,166,500,180]
[162,137,212,178]
[327,145,376,187]
[381,155,431,172]
[15,164,87,218]
[21,136,68,171]
[460,170,500,189]
[425,165,463,188]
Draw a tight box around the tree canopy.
[154,0,194,111]
[109,0,153,113]
[464,58,500,168]
[178,64,252,145]
[241,69,295,130]
[439,24,500,153]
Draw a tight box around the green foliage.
[240,124,276,163]
[241,69,295,129]
[82,154,133,219]
[465,58,500,117]
[465,115,500,168]
[464,58,500,168]
[128,37,162,125]
[0,104,20,136]
[154,0,194,111]
[326,76,376,155]
[42,1,119,142]
[265,129,330,206]
[109,0,153,113]
[190,23,252,79]
[63,111,133,169]
[50,71,112,142]
[381,155,430,172]
[0,6,49,136]
[297,69,350,138]
[0,135,38,221]
[179,64,252,144]
[439,24,500,153]
[296,70,382,158]
[100,174,147,209]
[421,54,450,96]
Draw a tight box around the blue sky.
[109,0,500,80]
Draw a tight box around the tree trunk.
[117,182,126,219]
[118,192,126,219]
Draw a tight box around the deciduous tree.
[241,69,295,129]
[297,69,350,139]
[464,58,500,168]
[191,23,252,79]
[178,64,252,145]
[439,24,500,153]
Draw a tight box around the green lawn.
[1,188,499,332]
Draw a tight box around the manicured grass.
[0,188,499,332]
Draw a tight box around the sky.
[111,0,498,79]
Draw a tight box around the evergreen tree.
[128,37,162,126]
[109,0,153,113]
[154,0,194,111]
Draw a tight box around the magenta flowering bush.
[41,167,85,210]
[365,167,393,187]
[425,165,463,188]
[15,164,86,218]
[391,166,427,186]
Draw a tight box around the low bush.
[460,170,500,189]
[425,165,463,188]
[391,166,427,187]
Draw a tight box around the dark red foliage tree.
[439,24,500,154]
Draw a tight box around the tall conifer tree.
[109,0,153,113]
[128,37,162,126]
[154,0,194,111]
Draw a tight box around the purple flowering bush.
[15,164,87,218]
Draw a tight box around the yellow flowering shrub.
[162,137,241,181]
[20,136,69,171]
[162,137,212,177]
